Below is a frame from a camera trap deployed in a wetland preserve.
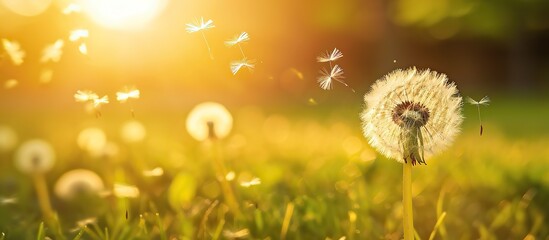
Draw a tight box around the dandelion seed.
[69,29,89,42]
[186,102,233,141]
[62,3,82,15]
[74,90,99,102]
[116,87,140,102]
[1,38,25,66]
[361,67,463,165]
[93,95,109,108]
[40,39,64,63]
[223,229,250,239]
[186,17,215,59]
[317,65,345,90]
[317,48,343,63]
[143,167,164,177]
[225,32,250,46]
[466,96,490,136]
[230,58,255,75]
[54,169,105,201]
[4,79,18,89]
[113,183,140,198]
[240,178,261,187]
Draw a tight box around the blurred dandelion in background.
[69,29,89,42]
[77,127,107,157]
[142,167,164,177]
[39,68,54,84]
[14,139,56,174]
[54,169,105,201]
[0,125,18,152]
[186,17,215,60]
[62,3,82,15]
[120,120,146,143]
[4,79,18,89]
[466,96,490,136]
[40,39,64,63]
[1,38,25,66]
[186,102,233,141]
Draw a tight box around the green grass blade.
[155,213,167,240]
[36,222,45,240]
[72,228,84,240]
[428,212,447,240]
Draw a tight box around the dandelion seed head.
[41,39,64,63]
[186,102,233,141]
[225,32,250,46]
[2,38,25,66]
[14,139,56,173]
[54,169,105,201]
[185,17,214,33]
[317,48,343,63]
[361,67,463,164]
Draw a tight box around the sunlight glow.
[82,0,168,30]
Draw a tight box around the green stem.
[33,173,54,223]
[211,141,241,217]
[403,161,414,240]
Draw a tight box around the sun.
[81,0,168,30]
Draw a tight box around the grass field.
[0,94,548,240]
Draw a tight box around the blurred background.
[1,0,549,239]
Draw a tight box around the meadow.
[1,93,548,240]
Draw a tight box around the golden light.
[1,0,52,16]
[81,0,168,30]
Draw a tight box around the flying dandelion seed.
[54,169,105,201]
[225,32,250,58]
[317,65,346,90]
[62,3,82,15]
[116,87,140,116]
[74,90,108,117]
[93,95,109,107]
[4,79,18,89]
[69,29,89,42]
[1,38,25,65]
[143,167,164,177]
[317,48,343,64]
[230,58,255,75]
[361,67,463,165]
[186,17,215,59]
[40,39,64,63]
[466,96,490,136]
[240,178,261,187]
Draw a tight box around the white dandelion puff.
[466,96,490,136]
[14,139,56,174]
[40,39,64,63]
[116,87,140,102]
[317,65,346,90]
[54,169,105,201]
[2,38,25,66]
[113,183,140,198]
[74,90,98,102]
[361,67,463,165]
[317,48,343,63]
[186,102,233,141]
[186,17,215,59]
[93,95,109,108]
[78,43,88,55]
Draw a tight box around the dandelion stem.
[403,161,414,240]
[211,140,241,217]
[280,202,294,240]
[201,32,214,60]
[32,173,54,222]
